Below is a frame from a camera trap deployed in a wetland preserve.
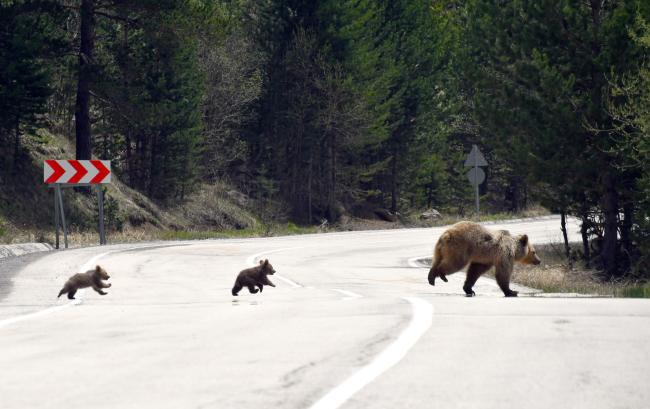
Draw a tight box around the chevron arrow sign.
[44,160,111,184]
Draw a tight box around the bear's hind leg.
[232,280,243,296]
[247,285,259,294]
[428,256,466,286]
[463,263,491,297]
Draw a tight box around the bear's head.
[515,235,541,265]
[94,265,110,280]
[259,259,276,275]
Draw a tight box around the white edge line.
[246,247,304,288]
[307,296,433,409]
[0,244,179,329]
[274,274,302,288]
[331,289,363,300]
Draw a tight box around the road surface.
[1,216,649,409]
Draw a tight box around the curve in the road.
[0,243,187,329]
[246,247,304,288]
[307,296,433,409]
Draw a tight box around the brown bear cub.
[58,265,111,300]
[428,221,541,297]
[232,259,276,296]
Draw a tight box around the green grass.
[615,283,650,298]
[157,223,319,241]
[404,206,552,228]
[0,217,6,238]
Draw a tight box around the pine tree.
[0,0,63,169]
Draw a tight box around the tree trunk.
[560,210,570,260]
[13,120,20,169]
[601,174,619,276]
[620,200,633,255]
[308,153,312,223]
[390,150,397,213]
[581,212,591,266]
[125,131,132,184]
[326,134,336,222]
[74,0,95,160]
[148,135,157,198]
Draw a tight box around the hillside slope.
[0,129,259,244]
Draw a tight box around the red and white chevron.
[43,160,111,184]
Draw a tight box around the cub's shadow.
[231,299,260,306]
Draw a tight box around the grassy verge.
[157,223,318,241]
[404,206,552,228]
[511,242,650,298]
[1,223,320,247]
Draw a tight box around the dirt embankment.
[0,130,259,245]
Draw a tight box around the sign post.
[464,145,487,218]
[44,160,111,248]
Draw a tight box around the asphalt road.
[1,216,649,409]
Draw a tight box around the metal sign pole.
[54,186,60,249]
[97,185,106,245]
[464,145,487,222]
[56,185,68,249]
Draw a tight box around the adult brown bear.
[428,222,541,297]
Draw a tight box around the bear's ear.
[95,265,101,272]
[263,259,269,266]
[519,235,529,246]
[259,260,264,265]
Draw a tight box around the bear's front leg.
[504,289,518,297]
[495,262,517,297]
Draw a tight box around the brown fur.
[428,222,541,297]
[232,259,276,296]
[57,265,111,300]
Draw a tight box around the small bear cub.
[58,265,111,300]
[232,259,276,296]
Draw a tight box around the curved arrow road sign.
[44,160,111,184]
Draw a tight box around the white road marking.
[331,289,363,300]
[407,256,430,268]
[246,247,304,288]
[0,299,82,329]
[307,296,433,409]
[407,255,504,291]
[274,275,302,288]
[0,244,182,329]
